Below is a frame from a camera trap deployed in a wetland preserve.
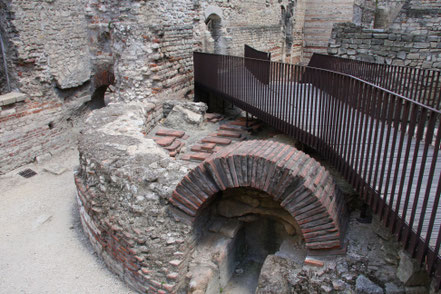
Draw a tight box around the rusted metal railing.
[308,53,441,110]
[244,44,271,85]
[194,51,441,288]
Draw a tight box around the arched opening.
[205,13,226,54]
[189,188,305,294]
[171,140,347,293]
[88,85,107,110]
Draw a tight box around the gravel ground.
[0,148,135,294]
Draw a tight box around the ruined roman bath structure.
[1,0,441,293]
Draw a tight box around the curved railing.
[194,51,441,288]
[308,53,441,110]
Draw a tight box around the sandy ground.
[0,148,135,294]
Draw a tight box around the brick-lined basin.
[171,140,347,250]
[75,101,348,293]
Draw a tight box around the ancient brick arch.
[170,140,347,250]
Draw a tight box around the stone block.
[396,250,429,287]
[356,275,384,294]
[0,92,27,106]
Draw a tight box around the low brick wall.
[0,93,72,174]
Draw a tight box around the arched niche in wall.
[204,6,227,55]
[89,69,115,110]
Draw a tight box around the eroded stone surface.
[75,102,433,293]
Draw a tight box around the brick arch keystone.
[170,140,347,250]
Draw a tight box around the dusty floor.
[0,148,135,294]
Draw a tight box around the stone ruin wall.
[329,0,441,69]
[74,100,349,293]
[3,0,439,175]
[0,0,92,174]
[0,0,303,175]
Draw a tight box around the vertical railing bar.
[330,72,340,167]
[283,62,290,133]
[373,92,391,213]
[405,108,433,249]
[400,105,426,243]
[412,113,439,258]
[354,83,369,187]
[357,84,371,192]
[316,67,325,154]
[430,192,441,271]
[287,63,294,135]
[306,69,315,146]
[362,86,377,202]
[333,74,344,169]
[313,67,320,148]
[294,64,299,136]
[276,62,282,130]
[403,66,412,99]
[300,67,306,143]
[324,71,334,160]
[434,71,441,110]
[397,66,406,97]
[278,62,284,131]
[423,128,441,269]
[341,75,352,171]
[409,67,420,102]
[367,88,384,208]
[392,103,418,235]
[272,61,279,127]
[380,95,402,221]
[416,68,427,105]
[349,80,362,186]
[386,100,410,227]
[285,63,292,136]
[425,70,435,108]
[344,75,356,169]
[295,65,301,133]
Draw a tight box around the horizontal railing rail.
[308,53,441,110]
[194,51,441,288]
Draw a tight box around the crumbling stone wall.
[0,0,93,174]
[329,0,441,68]
[328,22,441,68]
[0,0,309,174]
[301,0,355,64]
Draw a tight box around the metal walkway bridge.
[193,51,441,287]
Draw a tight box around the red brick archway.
[170,140,347,250]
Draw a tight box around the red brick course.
[170,140,347,251]
[201,136,232,145]
[154,137,175,147]
[156,129,186,138]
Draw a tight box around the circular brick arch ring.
[170,140,347,250]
